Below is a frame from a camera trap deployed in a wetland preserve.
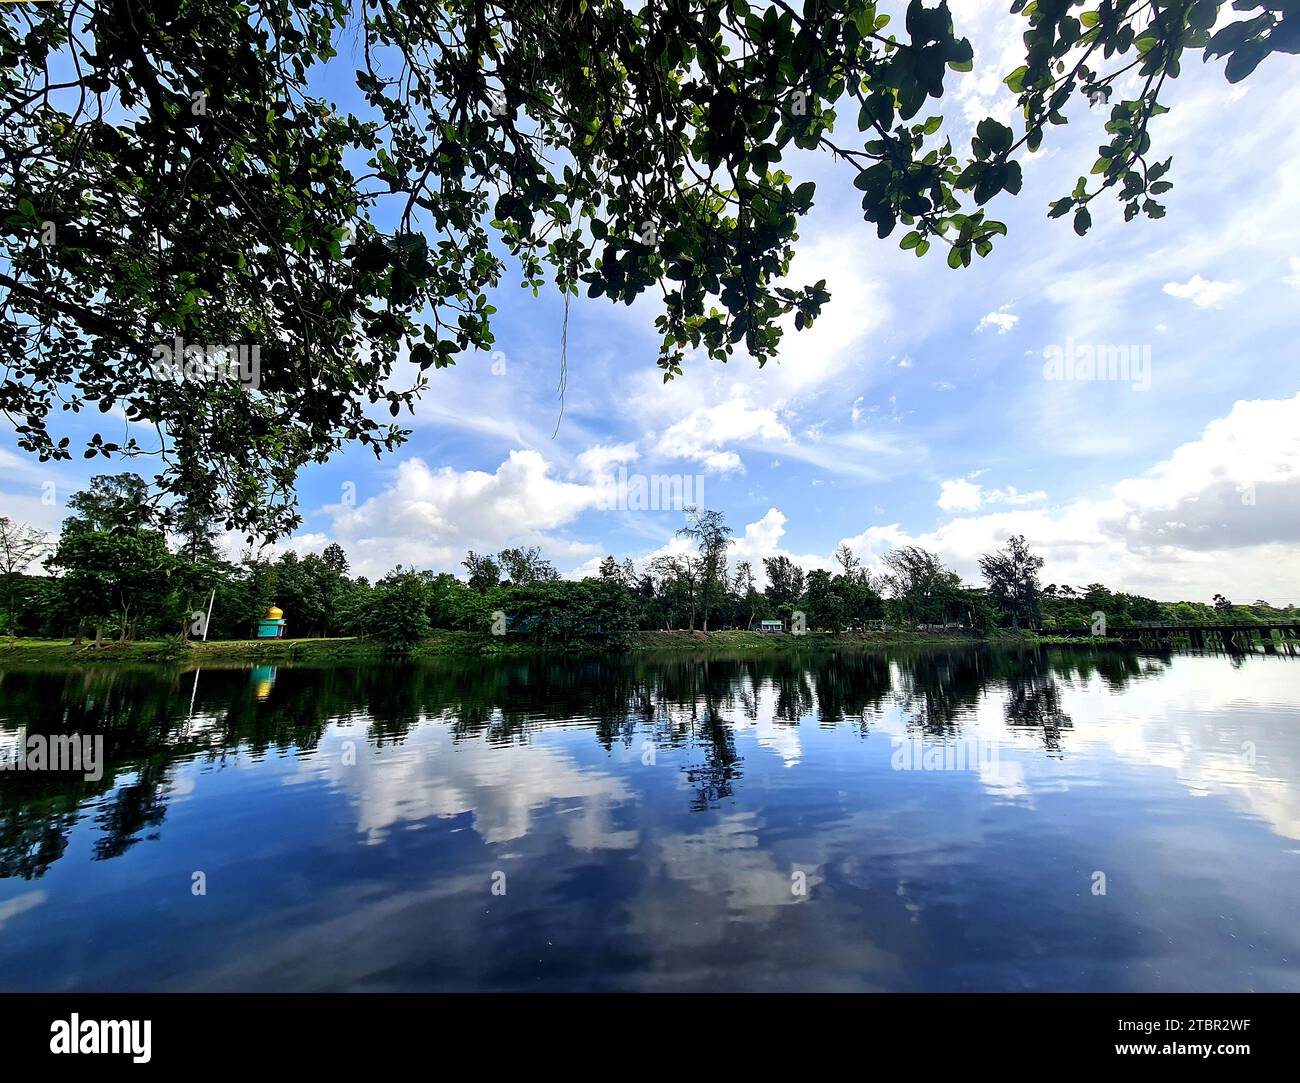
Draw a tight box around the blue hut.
[256,605,287,639]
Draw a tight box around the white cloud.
[1284,256,1300,288]
[652,389,791,475]
[323,449,603,577]
[938,477,1047,513]
[937,478,984,512]
[0,890,46,930]
[574,442,639,481]
[621,506,837,590]
[617,395,1300,602]
[735,508,789,558]
[987,486,1049,507]
[869,395,1300,599]
[313,392,1295,599]
[1102,393,1300,550]
[622,231,894,479]
[1162,274,1243,309]
[975,307,1019,334]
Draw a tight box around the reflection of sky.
[285,716,637,849]
[729,684,804,767]
[0,652,1297,992]
[1038,658,1300,842]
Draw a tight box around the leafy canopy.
[2,0,1292,537]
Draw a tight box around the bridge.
[1054,621,1300,650]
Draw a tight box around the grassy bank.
[0,636,376,666]
[0,628,1113,666]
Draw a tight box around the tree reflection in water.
[0,646,1171,878]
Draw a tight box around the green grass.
[0,627,1107,666]
[0,635,374,665]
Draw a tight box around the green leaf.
[1225,42,1268,84]
[975,118,1014,155]
[1187,0,1217,32]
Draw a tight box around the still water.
[0,647,1297,992]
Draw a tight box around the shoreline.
[0,629,1124,666]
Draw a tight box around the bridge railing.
[1047,620,1296,634]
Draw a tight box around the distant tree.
[733,560,761,630]
[677,507,733,631]
[0,517,49,631]
[498,545,559,585]
[882,546,953,625]
[47,526,174,643]
[462,551,501,593]
[273,552,335,636]
[332,575,373,636]
[835,570,884,629]
[834,543,865,583]
[48,475,183,642]
[322,542,350,577]
[978,534,1044,630]
[66,474,157,533]
[167,485,223,564]
[805,569,847,633]
[763,555,805,609]
[367,568,432,650]
[649,554,700,630]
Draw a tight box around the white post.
[202,589,215,641]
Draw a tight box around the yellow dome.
[265,605,283,620]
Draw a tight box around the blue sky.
[3,2,1298,602]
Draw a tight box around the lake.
[0,646,1297,992]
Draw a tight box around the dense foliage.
[2,479,1294,648]
[3,1,1292,537]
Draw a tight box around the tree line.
[0,476,1294,649]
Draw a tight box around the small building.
[757,619,783,634]
[256,605,287,639]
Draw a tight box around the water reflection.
[0,646,1283,875]
[0,646,1297,991]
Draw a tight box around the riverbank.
[0,628,1115,666]
[0,636,372,665]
